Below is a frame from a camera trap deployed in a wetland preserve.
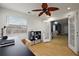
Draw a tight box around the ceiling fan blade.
[48,7,59,11]
[45,11,51,16]
[32,9,42,11]
[38,12,44,16]
[42,3,48,9]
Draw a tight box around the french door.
[68,12,78,54]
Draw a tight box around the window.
[6,16,27,34]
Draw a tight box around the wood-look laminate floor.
[26,35,76,56]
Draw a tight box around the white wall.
[0,7,50,42]
[26,15,50,41]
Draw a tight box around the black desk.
[0,37,35,56]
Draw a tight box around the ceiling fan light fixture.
[32,3,59,16]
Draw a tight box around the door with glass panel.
[68,12,78,54]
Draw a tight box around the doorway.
[51,18,68,39]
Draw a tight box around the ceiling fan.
[32,3,59,16]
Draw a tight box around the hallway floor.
[27,35,76,56]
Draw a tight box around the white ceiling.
[0,3,79,18]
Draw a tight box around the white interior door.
[68,12,78,54]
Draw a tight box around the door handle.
[77,32,78,36]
